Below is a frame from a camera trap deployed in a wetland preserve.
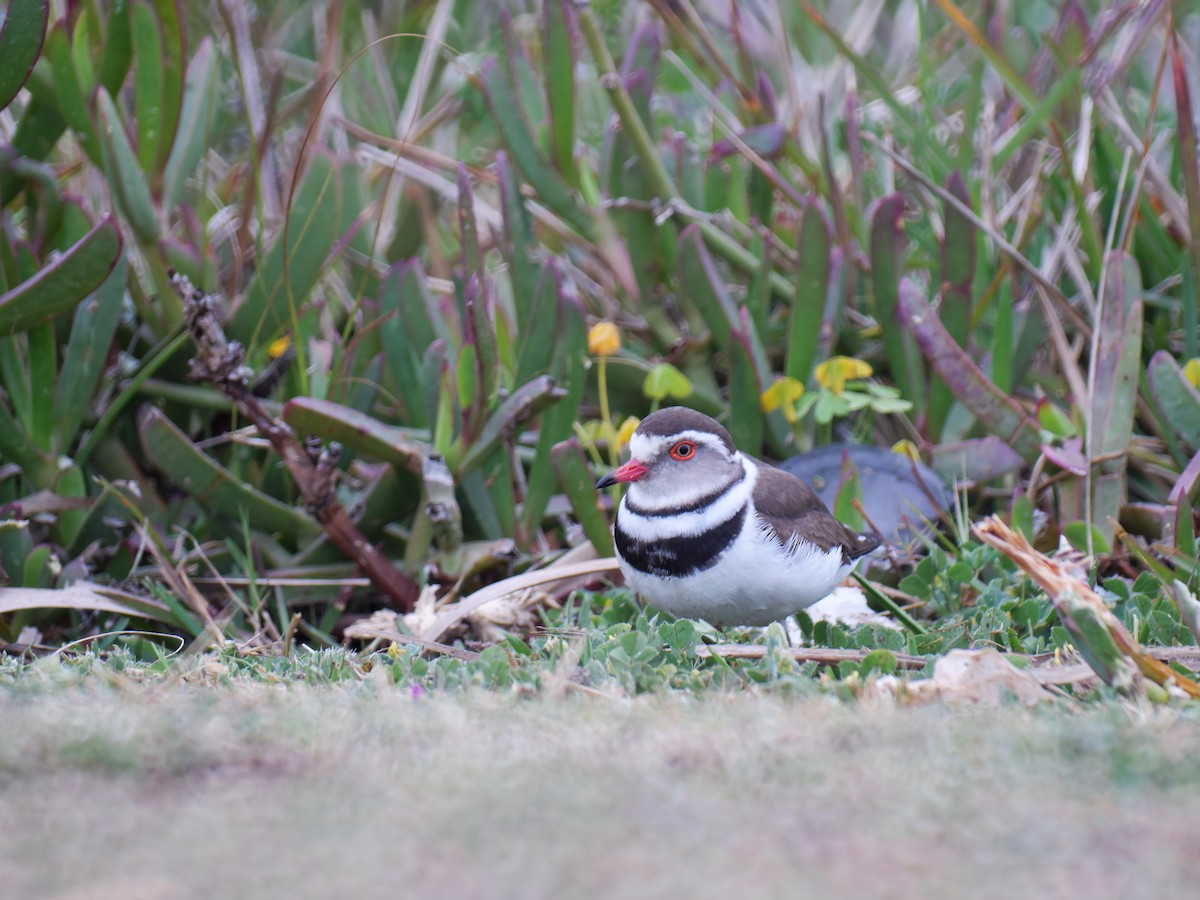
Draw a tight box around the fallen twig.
[695,644,930,670]
[173,272,420,611]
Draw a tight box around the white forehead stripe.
[630,429,734,462]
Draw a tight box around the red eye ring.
[670,440,697,461]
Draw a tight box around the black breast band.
[614,505,747,578]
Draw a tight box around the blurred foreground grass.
[2,0,1200,694]
[4,667,1200,898]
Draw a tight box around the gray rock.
[776,444,949,549]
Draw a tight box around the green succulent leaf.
[477,57,591,238]
[162,36,218,211]
[282,397,427,474]
[228,152,341,347]
[901,279,1041,462]
[0,0,49,113]
[1147,351,1200,455]
[131,1,166,177]
[138,407,322,541]
[870,193,925,416]
[787,200,831,384]
[521,277,586,536]
[52,252,128,454]
[542,0,579,186]
[456,375,567,476]
[41,22,98,161]
[95,88,161,242]
[553,438,614,557]
[0,216,123,336]
[148,0,185,174]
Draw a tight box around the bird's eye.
[670,440,697,461]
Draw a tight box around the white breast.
[617,461,853,627]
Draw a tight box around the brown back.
[753,463,881,562]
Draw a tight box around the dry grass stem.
[974,516,1200,699]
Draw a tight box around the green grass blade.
[74,328,189,470]
[851,572,927,635]
[804,3,951,176]
[929,0,1038,109]
[992,67,1083,170]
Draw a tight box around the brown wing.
[752,462,881,561]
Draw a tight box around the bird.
[595,406,881,628]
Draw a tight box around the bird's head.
[595,407,743,511]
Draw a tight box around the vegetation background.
[4,0,1200,895]
[0,0,1197,679]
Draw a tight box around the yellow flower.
[268,335,292,359]
[1184,358,1200,389]
[814,356,872,395]
[890,439,921,461]
[761,376,805,423]
[616,416,640,448]
[587,321,621,357]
